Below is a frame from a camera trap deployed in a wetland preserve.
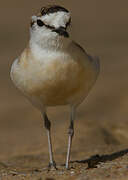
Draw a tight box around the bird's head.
[30,5,71,47]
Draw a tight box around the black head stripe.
[41,5,69,16]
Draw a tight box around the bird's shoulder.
[72,41,87,54]
[71,41,100,71]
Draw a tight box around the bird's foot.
[66,165,71,170]
[66,165,75,170]
[48,161,57,170]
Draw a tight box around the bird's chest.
[15,56,81,87]
[11,54,96,105]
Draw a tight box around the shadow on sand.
[71,149,128,169]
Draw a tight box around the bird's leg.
[42,112,56,169]
[65,107,76,169]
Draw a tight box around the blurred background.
[0,0,128,165]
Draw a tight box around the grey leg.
[66,107,76,169]
[42,112,56,169]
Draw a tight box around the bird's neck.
[29,33,71,53]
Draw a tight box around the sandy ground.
[0,0,128,179]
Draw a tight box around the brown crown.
[40,5,69,16]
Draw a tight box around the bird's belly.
[11,58,97,106]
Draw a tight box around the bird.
[10,5,100,170]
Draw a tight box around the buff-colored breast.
[11,48,98,107]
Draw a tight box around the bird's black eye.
[37,19,44,27]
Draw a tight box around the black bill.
[52,27,69,38]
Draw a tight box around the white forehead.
[39,11,70,28]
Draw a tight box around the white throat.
[29,28,71,50]
[29,30,72,61]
